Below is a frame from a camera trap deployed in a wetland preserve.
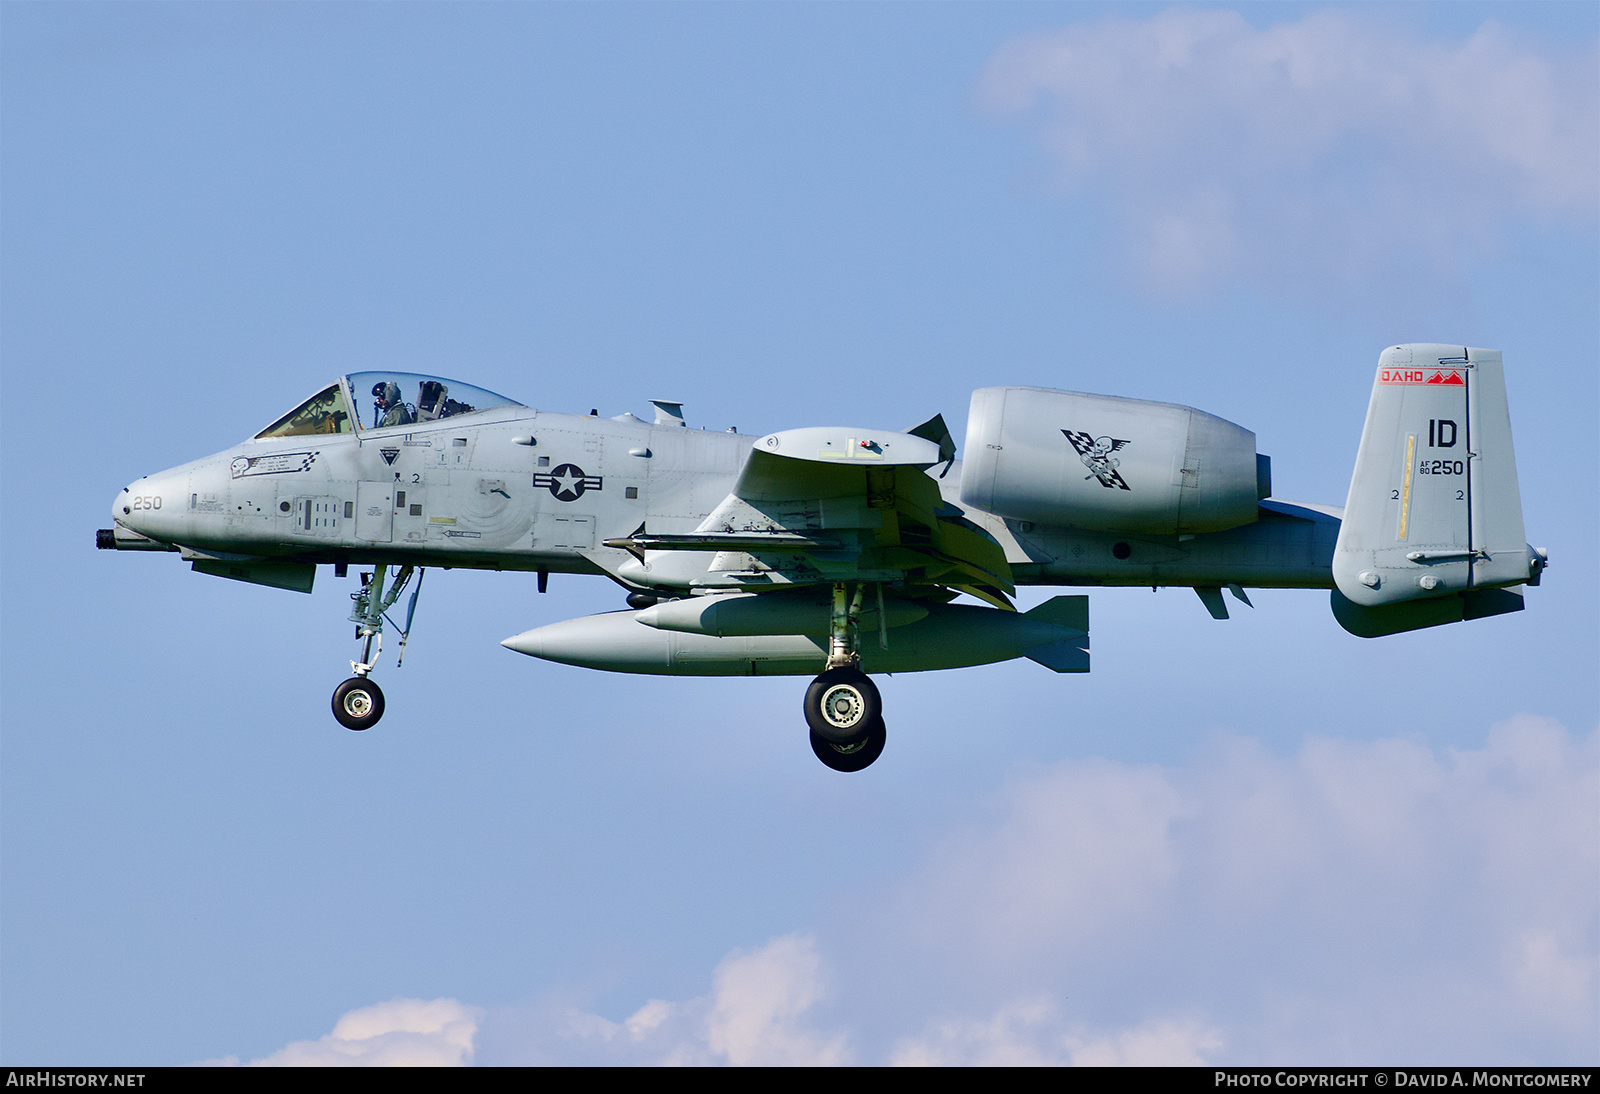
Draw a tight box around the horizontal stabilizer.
[1331,586,1523,638]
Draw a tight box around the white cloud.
[703,933,848,1065]
[899,759,1183,963]
[510,935,850,1066]
[214,717,1596,1065]
[1067,1018,1225,1067]
[978,9,1599,296]
[880,714,1598,1062]
[208,998,482,1066]
[890,1001,1222,1066]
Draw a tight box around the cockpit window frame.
[254,382,355,441]
[341,372,525,434]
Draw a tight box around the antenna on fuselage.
[650,400,686,427]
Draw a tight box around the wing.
[605,424,1015,608]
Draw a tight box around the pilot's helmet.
[372,381,402,406]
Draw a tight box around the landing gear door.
[356,480,395,542]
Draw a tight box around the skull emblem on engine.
[1061,430,1133,491]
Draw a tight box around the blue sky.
[2,1,1594,1065]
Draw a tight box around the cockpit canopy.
[256,384,352,439]
[348,371,523,431]
[256,373,524,440]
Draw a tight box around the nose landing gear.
[332,676,385,731]
[332,564,423,731]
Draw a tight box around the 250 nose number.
[130,495,163,510]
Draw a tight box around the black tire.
[803,666,882,744]
[332,676,385,731]
[810,717,886,773]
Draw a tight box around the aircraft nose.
[113,468,188,541]
[114,481,141,527]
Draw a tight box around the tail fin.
[1332,345,1540,637]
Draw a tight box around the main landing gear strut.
[332,564,424,731]
[804,582,887,772]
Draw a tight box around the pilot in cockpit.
[416,379,476,421]
[372,381,416,429]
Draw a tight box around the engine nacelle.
[960,387,1267,535]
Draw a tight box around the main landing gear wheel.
[332,677,385,731]
[804,665,882,744]
[810,716,886,773]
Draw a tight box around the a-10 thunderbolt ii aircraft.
[100,345,1546,771]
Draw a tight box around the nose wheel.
[331,564,424,731]
[332,676,385,731]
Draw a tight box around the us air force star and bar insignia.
[1062,430,1132,490]
[534,463,603,501]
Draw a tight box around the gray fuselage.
[113,401,1338,594]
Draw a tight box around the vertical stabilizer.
[1331,345,1537,636]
